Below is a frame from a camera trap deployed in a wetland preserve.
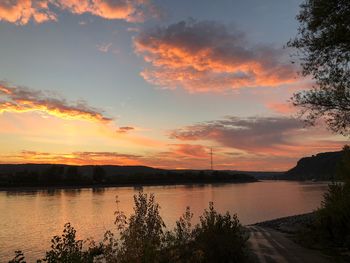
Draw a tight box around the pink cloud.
[4,150,143,165]
[170,116,347,158]
[267,102,296,114]
[0,82,112,122]
[0,0,56,25]
[117,126,135,133]
[0,0,159,25]
[171,144,209,158]
[134,20,298,93]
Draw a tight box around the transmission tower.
[210,147,213,171]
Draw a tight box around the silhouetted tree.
[42,165,64,186]
[288,0,350,135]
[8,251,25,263]
[92,166,106,184]
[116,192,166,262]
[64,166,81,185]
[192,202,249,262]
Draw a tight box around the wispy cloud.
[170,144,209,158]
[134,19,297,93]
[267,102,296,115]
[4,150,143,165]
[0,82,112,122]
[117,126,135,133]
[0,0,160,25]
[170,116,346,157]
[127,26,140,32]
[97,42,113,53]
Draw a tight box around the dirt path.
[247,226,330,263]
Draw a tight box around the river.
[0,180,329,261]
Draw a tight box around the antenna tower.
[210,147,213,170]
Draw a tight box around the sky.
[0,0,347,171]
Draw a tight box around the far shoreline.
[0,178,259,192]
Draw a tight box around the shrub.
[164,203,249,263]
[37,223,101,263]
[191,202,249,262]
[115,192,166,262]
[10,192,249,263]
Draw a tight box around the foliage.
[191,203,249,262]
[8,251,26,263]
[299,146,350,250]
[316,145,350,248]
[93,166,106,183]
[288,0,350,135]
[0,164,256,188]
[9,192,249,263]
[37,223,101,263]
[114,192,166,262]
[163,207,197,262]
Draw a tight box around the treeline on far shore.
[0,164,257,188]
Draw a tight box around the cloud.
[170,144,209,158]
[169,116,346,156]
[134,19,297,93]
[6,150,143,165]
[127,26,140,32]
[0,0,57,25]
[267,102,296,115]
[0,82,112,122]
[97,42,113,52]
[0,0,159,25]
[117,126,135,133]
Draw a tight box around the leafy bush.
[191,202,249,262]
[112,193,166,262]
[8,251,26,263]
[10,192,249,263]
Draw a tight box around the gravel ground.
[252,212,316,234]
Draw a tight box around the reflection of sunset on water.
[0,181,329,261]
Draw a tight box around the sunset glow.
[0,0,346,171]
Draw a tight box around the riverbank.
[253,212,316,233]
[248,213,332,262]
[247,225,331,262]
[251,212,350,262]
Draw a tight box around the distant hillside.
[284,151,343,180]
[0,164,164,176]
[0,164,257,188]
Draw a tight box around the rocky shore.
[253,212,316,233]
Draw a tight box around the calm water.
[0,181,329,261]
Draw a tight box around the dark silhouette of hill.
[0,164,257,188]
[283,151,343,180]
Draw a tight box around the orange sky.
[0,0,348,171]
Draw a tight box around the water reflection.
[64,188,81,197]
[133,186,143,191]
[92,187,106,195]
[0,181,328,262]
